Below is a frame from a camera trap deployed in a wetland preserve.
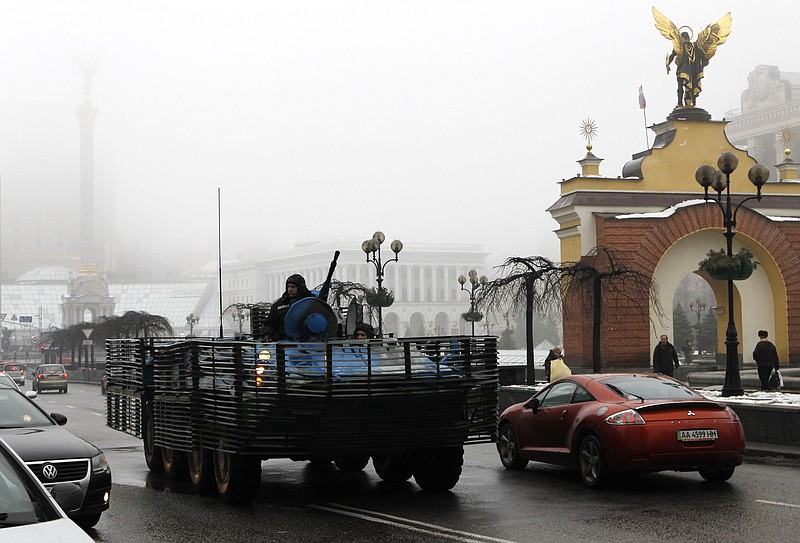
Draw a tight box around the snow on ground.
[699,387,800,407]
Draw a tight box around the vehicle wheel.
[142,404,164,473]
[63,385,68,393]
[213,450,262,505]
[162,447,189,480]
[497,424,529,470]
[188,447,217,493]
[372,453,413,482]
[333,455,370,472]
[73,513,102,529]
[699,467,735,483]
[578,435,609,489]
[410,446,463,491]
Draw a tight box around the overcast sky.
[1,1,798,272]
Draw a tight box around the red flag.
[638,85,647,109]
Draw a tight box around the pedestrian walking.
[653,334,680,377]
[753,330,780,391]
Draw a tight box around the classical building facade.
[220,239,491,337]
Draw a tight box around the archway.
[650,230,779,365]
[383,312,399,337]
[408,312,426,336]
[433,312,450,336]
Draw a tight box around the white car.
[0,437,94,542]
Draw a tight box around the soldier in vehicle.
[354,322,375,339]
[262,274,315,340]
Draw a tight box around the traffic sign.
[83,339,94,346]
[19,316,33,323]
[82,328,93,339]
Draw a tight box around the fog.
[1,1,797,276]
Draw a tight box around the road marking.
[310,503,520,543]
[756,499,800,508]
[90,411,104,417]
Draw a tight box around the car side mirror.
[50,412,68,426]
[524,398,540,411]
[25,390,38,400]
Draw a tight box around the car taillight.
[605,409,646,426]
[724,406,740,422]
[37,374,44,379]
[63,373,68,379]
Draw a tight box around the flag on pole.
[638,85,647,109]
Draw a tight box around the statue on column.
[653,7,732,109]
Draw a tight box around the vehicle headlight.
[92,452,110,473]
[604,409,646,426]
[258,349,271,362]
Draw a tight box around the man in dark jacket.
[753,329,780,391]
[653,334,680,377]
[262,274,315,340]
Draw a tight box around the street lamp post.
[689,298,706,345]
[458,270,488,336]
[232,307,249,339]
[695,152,769,397]
[186,313,199,337]
[362,231,403,338]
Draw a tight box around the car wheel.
[73,513,102,529]
[162,447,189,480]
[188,446,217,493]
[410,446,463,491]
[63,385,68,393]
[372,453,413,482]
[699,467,735,483]
[142,404,164,473]
[578,435,609,489]
[333,456,370,472]
[497,424,529,470]
[213,450,262,505]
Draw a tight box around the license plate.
[677,429,718,442]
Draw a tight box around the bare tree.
[560,247,663,372]
[476,256,563,384]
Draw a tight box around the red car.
[497,373,745,487]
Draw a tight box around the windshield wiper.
[606,383,644,402]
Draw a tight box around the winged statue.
[653,7,732,108]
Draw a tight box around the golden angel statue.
[653,7,732,108]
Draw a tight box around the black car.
[0,384,111,528]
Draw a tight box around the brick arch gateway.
[551,116,800,371]
[578,203,800,370]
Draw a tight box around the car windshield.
[38,365,64,374]
[0,444,61,526]
[601,375,702,400]
[0,389,53,428]
[2,365,21,372]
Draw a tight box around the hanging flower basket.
[365,288,394,307]
[698,248,758,281]
[461,311,484,323]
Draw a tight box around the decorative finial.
[778,124,796,150]
[579,118,598,152]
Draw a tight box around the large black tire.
[497,424,529,470]
[162,447,189,480]
[142,404,164,473]
[188,447,217,494]
[410,446,463,491]
[372,453,413,483]
[699,467,735,483]
[213,450,262,505]
[333,456,370,473]
[578,435,609,489]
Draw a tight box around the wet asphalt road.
[28,383,800,543]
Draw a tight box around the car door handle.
[560,410,569,421]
